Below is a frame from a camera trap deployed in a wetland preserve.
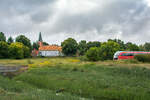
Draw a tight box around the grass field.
[0,57,150,100]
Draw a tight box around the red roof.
[39,45,62,51]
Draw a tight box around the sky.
[0,0,150,45]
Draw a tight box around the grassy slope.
[0,58,150,100]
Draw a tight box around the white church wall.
[39,51,61,57]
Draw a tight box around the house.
[38,41,63,57]
[31,32,63,57]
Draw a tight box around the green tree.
[143,42,150,51]
[9,42,24,59]
[125,42,139,51]
[87,41,101,49]
[7,36,14,44]
[61,38,78,56]
[0,32,6,42]
[16,35,31,50]
[99,41,120,60]
[86,47,100,61]
[23,46,30,58]
[78,40,88,56]
[108,39,126,50]
[0,41,9,58]
[32,42,39,50]
[43,42,49,46]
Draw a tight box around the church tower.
[38,32,43,47]
[38,32,43,42]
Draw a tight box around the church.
[32,33,63,57]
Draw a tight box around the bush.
[78,56,88,61]
[86,47,100,61]
[134,54,150,62]
[98,41,120,60]
[9,42,24,59]
[0,41,9,58]
[23,46,30,58]
[9,42,30,59]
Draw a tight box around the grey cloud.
[0,0,150,44]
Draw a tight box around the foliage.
[78,56,89,61]
[134,54,150,62]
[99,41,120,60]
[0,32,6,42]
[16,35,32,50]
[108,39,126,50]
[61,38,78,56]
[32,42,39,50]
[7,36,14,44]
[43,42,49,46]
[23,46,30,58]
[0,41,9,58]
[125,42,139,51]
[9,42,24,59]
[9,42,30,59]
[86,47,100,61]
[143,42,150,51]
[87,41,101,49]
[78,40,88,56]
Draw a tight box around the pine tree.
[0,32,6,42]
[38,32,43,42]
[7,36,14,44]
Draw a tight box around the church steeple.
[38,32,43,42]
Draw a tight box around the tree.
[0,32,6,42]
[108,39,126,50]
[9,42,30,59]
[32,42,39,50]
[43,42,49,46]
[78,40,88,56]
[125,42,139,51]
[23,46,30,58]
[0,41,9,58]
[7,36,14,44]
[99,41,120,60]
[16,35,31,50]
[87,41,101,49]
[61,38,78,56]
[86,47,100,61]
[9,42,24,59]
[143,42,150,51]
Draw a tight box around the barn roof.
[39,45,62,51]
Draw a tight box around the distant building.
[38,41,63,57]
[31,32,63,57]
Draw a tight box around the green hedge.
[134,54,150,62]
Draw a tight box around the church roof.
[39,45,62,51]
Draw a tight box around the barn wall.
[39,51,62,57]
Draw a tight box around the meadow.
[0,57,150,100]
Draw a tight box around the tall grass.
[14,64,150,100]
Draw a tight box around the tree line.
[61,38,150,61]
[0,32,150,60]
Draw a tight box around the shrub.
[0,41,9,58]
[23,46,30,58]
[86,47,100,61]
[134,54,150,62]
[78,56,88,61]
[9,42,24,59]
[98,41,120,60]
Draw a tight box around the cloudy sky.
[1,0,150,45]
